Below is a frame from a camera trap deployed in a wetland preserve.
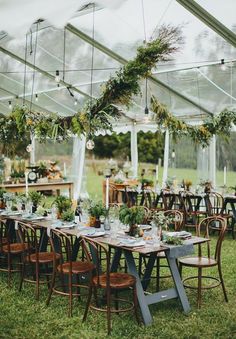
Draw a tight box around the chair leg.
[133,285,140,325]
[114,290,119,312]
[83,284,93,322]
[46,267,56,306]
[218,263,228,302]
[197,267,202,308]
[156,257,160,292]
[68,273,73,317]
[35,262,40,300]
[106,287,111,335]
[19,258,25,292]
[7,252,11,287]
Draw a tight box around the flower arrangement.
[152,211,170,230]
[200,180,213,193]
[88,201,106,228]
[119,205,145,236]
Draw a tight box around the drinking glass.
[6,200,12,212]
[51,204,57,220]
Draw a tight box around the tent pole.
[131,123,138,178]
[30,135,35,164]
[162,129,169,187]
[71,135,86,199]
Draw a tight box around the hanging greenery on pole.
[151,95,236,147]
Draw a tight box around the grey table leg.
[165,252,191,313]
[124,250,153,325]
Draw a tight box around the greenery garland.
[0,26,182,153]
[150,96,236,147]
[0,24,235,153]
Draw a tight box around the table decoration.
[28,191,44,212]
[53,195,72,219]
[119,205,145,237]
[87,201,106,228]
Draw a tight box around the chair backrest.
[161,190,180,210]
[197,216,227,262]
[82,236,110,288]
[18,222,41,260]
[206,192,224,216]
[0,219,8,252]
[163,209,183,231]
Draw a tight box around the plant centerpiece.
[61,209,75,222]
[183,179,192,191]
[119,205,145,237]
[29,191,44,213]
[152,211,170,231]
[141,178,154,189]
[53,196,72,219]
[88,201,106,228]
[200,180,213,194]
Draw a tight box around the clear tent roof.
[0,0,235,124]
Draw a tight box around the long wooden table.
[0,213,207,325]
[0,181,74,199]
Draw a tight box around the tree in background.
[93,131,164,163]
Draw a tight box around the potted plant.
[0,188,6,208]
[119,205,145,237]
[29,191,44,213]
[53,195,72,219]
[61,209,75,222]
[88,201,106,228]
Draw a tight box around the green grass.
[0,235,236,339]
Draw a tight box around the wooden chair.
[205,192,234,238]
[82,236,139,335]
[179,191,207,231]
[178,216,228,308]
[46,228,95,317]
[0,219,25,287]
[18,222,60,300]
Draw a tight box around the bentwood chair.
[205,192,234,238]
[178,216,228,308]
[82,236,139,335]
[46,229,95,317]
[18,222,59,300]
[0,219,26,287]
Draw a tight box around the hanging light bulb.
[55,70,60,83]
[221,59,227,71]
[57,83,60,91]
[144,106,149,115]
[8,101,12,109]
[74,99,78,106]
[35,94,38,102]
[86,139,95,150]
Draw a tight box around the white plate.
[79,229,105,237]
[1,211,22,216]
[119,239,146,247]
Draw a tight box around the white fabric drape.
[131,123,138,178]
[71,135,86,199]
[162,129,169,187]
[209,135,216,187]
[30,135,35,164]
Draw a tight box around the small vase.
[104,216,111,231]
[94,218,101,228]
[89,216,96,227]
[128,224,138,237]
[32,204,37,213]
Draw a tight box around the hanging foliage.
[151,95,236,147]
[0,25,182,146]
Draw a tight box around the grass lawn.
[0,234,236,338]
